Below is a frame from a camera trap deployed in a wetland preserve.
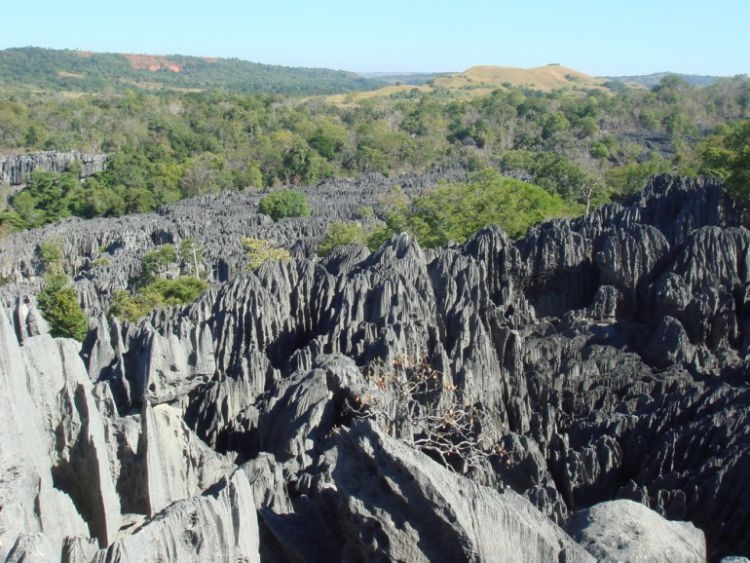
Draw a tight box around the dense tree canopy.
[700,120,750,202]
[1,73,749,234]
[257,189,311,221]
[389,170,578,247]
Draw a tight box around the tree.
[387,170,577,247]
[39,240,64,274]
[605,154,671,199]
[37,275,88,341]
[345,356,503,478]
[242,237,291,269]
[179,152,230,197]
[700,120,750,202]
[541,111,571,140]
[257,189,310,221]
[143,277,208,305]
[179,238,204,278]
[109,289,161,323]
[317,222,368,256]
[138,244,177,286]
[109,277,207,323]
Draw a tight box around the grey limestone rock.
[20,335,122,546]
[95,469,260,563]
[291,421,595,562]
[0,151,107,185]
[2,172,750,560]
[565,499,706,563]
[139,401,234,516]
[0,308,92,560]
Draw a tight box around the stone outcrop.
[0,305,257,562]
[96,470,259,563]
[277,420,595,562]
[565,499,706,562]
[0,151,107,185]
[1,173,749,561]
[0,307,94,561]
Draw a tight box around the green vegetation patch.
[38,273,88,341]
[390,170,579,247]
[35,242,88,340]
[1,71,749,238]
[242,237,292,270]
[700,120,750,203]
[257,189,311,221]
[109,277,207,323]
[109,242,207,323]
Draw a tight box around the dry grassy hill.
[325,64,605,105]
[435,64,604,91]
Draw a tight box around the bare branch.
[345,356,505,479]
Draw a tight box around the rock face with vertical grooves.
[0,151,108,185]
[1,172,749,561]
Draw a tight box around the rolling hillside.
[326,63,606,104]
[0,47,384,96]
[603,72,724,88]
[432,64,604,91]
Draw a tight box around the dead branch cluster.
[346,356,504,476]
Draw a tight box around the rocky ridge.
[0,151,108,186]
[0,173,748,561]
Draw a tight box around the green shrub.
[383,170,578,247]
[317,222,368,256]
[143,277,208,306]
[257,189,311,221]
[91,257,111,268]
[242,238,292,269]
[39,240,64,274]
[605,155,671,199]
[700,120,750,203]
[38,274,88,340]
[109,277,208,323]
[140,244,177,284]
[109,289,162,323]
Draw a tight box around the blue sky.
[1,0,748,76]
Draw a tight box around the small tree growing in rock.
[242,237,291,270]
[35,239,88,340]
[257,189,310,221]
[38,274,88,341]
[346,356,503,479]
[179,237,204,279]
[140,244,177,285]
[317,222,368,256]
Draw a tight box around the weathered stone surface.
[21,335,122,546]
[96,470,260,563]
[0,151,107,185]
[291,421,594,562]
[0,308,91,560]
[1,173,749,560]
[139,401,234,516]
[565,499,706,562]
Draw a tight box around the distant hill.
[432,64,605,92]
[357,72,446,85]
[326,64,605,105]
[602,72,726,88]
[0,47,386,96]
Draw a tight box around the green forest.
[1,67,750,238]
[0,47,382,95]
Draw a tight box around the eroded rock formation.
[1,173,749,561]
[0,151,107,185]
